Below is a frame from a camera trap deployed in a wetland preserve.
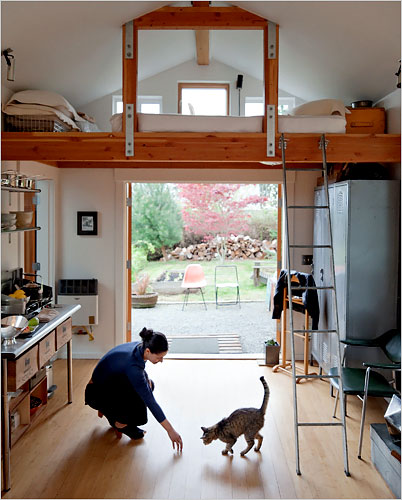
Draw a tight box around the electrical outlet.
[302,255,313,265]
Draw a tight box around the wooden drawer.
[346,107,385,134]
[56,318,72,349]
[7,346,39,391]
[38,331,56,367]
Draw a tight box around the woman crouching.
[85,327,182,451]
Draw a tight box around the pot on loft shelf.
[264,339,280,366]
[132,273,158,309]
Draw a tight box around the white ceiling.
[1,1,400,108]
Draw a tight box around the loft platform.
[1,3,400,168]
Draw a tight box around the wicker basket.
[3,114,72,132]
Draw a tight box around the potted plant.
[132,273,159,309]
[264,339,280,365]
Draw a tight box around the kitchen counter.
[1,304,81,359]
[1,302,81,493]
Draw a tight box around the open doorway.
[128,182,281,357]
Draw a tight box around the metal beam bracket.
[125,103,134,157]
[268,22,277,59]
[266,105,276,157]
[125,21,133,59]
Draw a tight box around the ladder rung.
[289,244,331,248]
[298,422,344,427]
[295,374,338,379]
[288,205,329,209]
[294,329,337,333]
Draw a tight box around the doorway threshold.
[165,353,264,360]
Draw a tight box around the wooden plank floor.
[3,358,394,499]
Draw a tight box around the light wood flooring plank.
[3,358,395,499]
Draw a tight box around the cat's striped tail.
[259,376,270,414]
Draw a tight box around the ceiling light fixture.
[2,48,15,82]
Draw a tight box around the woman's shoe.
[121,425,146,440]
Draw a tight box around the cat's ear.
[201,426,207,432]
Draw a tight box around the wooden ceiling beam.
[56,161,284,169]
[2,133,400,164]
[134,7,267,30]
[195,30,209,65]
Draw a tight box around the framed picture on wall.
[77,211,98,236]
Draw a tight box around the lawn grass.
[139,257,277,303]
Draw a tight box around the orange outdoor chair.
[181,264,207,310]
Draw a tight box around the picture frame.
[77,211,98,236]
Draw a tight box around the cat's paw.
[254,448,261,453]
[222,450,229,455]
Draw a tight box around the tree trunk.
[161,245,168,261]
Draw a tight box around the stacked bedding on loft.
[2,90,99,132]
[110,99,351,134]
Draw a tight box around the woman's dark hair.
[139,327,168,353]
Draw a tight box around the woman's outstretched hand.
[168,428,183,452]
[161,419,183,452]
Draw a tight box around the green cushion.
[329,367,398,397]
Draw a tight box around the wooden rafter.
[195,30,209,65]
[134,6,267,30]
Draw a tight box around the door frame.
[121,172,284,346]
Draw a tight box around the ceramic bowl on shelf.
[10,211,33,228]
[1,213,17,223]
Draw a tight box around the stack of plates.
[1,213,17,231]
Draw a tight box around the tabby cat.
[200,376,270,456]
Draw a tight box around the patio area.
[131,300,277,354]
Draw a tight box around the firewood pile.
[165,236,277,261]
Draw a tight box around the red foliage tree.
[177,184,267,240]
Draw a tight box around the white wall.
[376,89,401,179]
[57,168,118,358]
[1,84,13,104]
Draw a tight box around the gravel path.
[132,300,276,354]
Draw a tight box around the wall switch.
[302,255,313,265]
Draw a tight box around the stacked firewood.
[165,235,277,261]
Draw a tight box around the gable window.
[112,95,162,115]
[178,83,229,116]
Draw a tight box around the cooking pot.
[21,282,43,301]
[351,100,373,108]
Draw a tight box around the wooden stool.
[273,277,317,382]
